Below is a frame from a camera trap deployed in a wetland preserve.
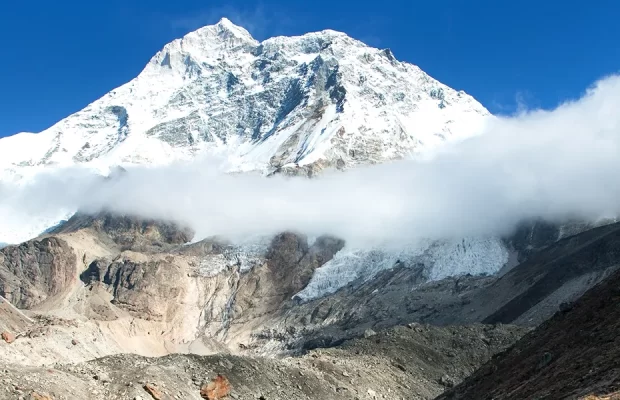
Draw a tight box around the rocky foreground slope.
[0,323,526,400]
[438,249,620,400]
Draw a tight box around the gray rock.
[363,329,377,338]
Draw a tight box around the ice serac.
[0,18,490,180]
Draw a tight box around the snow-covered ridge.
[0,17,491,182]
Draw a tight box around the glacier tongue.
[182,233,510,303]
[295,237,509,302]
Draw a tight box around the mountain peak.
[144,17,258,73]
[215,17,236,28]
[189,17,256,45]
[0,19,490,198]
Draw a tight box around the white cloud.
[2,75,620,246]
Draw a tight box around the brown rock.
[71,339,78,345]
[0,237,77,309]
[1,331,15,344]
[32,393,53,400]
[200,374,231,399]
[581,393,620,400]
[56,212,194,249]
[143,383,163,400]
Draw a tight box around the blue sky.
[1,0,617,138]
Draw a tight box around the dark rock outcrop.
[479,221,620,325]
[0,237,76,309]
[438,256,620,400]
[505,218,616,263]
[50,212,194,251]
[101,259,186,321]
[78,230,345,338]
[256,221,620,352]
[231,233,344,324]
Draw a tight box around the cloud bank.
[1,74,620,245]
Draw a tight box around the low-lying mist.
[2,74,620,246]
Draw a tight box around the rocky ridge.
[0,213,617,365]
[0,212,619,399]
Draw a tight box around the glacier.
[295,237,509,301]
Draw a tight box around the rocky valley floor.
[0,323,527,400]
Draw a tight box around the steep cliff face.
[0,238,77,309]
[52,212,194,251]
[506,218,617,263]
[82,231,344,344]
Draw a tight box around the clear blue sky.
[1,0,618,137]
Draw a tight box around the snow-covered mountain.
[0,18,490,181]
[0,19,514,302]
[0,17,500,285]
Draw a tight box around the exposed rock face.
[102,258,189,321]
[232,233,345,321]
[52,212,194,251]
[79,230,344,345]
[0,213,348,358]
[480,221,620,326]
[506,218,616,263]
[0,295,33,336]
[507,219,564,262]
[247,221,620,353]
[0,237,76,308]
[2,212,619,367]
[1,210,619,400]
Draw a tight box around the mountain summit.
[0,19,490,180]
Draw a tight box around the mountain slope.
[0,323,527,400]
[0,18,490,182]
[437,248,620,400]
[0,213,612,364]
